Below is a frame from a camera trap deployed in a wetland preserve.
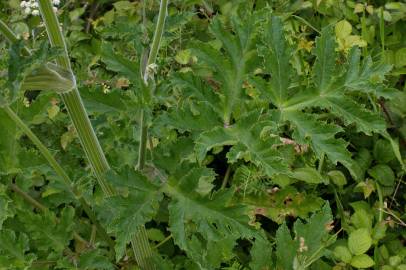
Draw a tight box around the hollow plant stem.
[138,0,169,170]
[38,0,113,195]
[37,1,154,268]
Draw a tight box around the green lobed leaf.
[195,111,289,176]
[284,111,359,178]
[276,203,335,269]
[313,26,337,94]
[165,166,263,262]
[258,16,293,105]
[19,206,75,254]
[98,167,163,260]
[0,229,36,269]
[249,237,274,270]
[100,42,139,82]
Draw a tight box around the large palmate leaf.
[195,111,289,177]
[164,166,263,267]
[255,16,391,178]
[276,203,334,270]
[98,167,163,259]
[189,14,257,124]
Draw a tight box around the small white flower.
[24,7,31,14]
[31,2,38,8]
[20,1,27,8]
[53,6,58,12]
[31,9,40,16]
[52,0,60,6]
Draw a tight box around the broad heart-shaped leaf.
[258,16,294,106]
[98,167,163,260]
[195,111,289,177]
[276,203,335,270]
[165,166,263,265]
[19,206,75,254]
[190,15,257,124]
[0,229,36,269]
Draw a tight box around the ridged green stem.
[37,0,113,195]
[0,18,115,256]
[37,1,154,268]
[137,109,149,170]
[138,0,169,170]
[133,1,169,268]
[0,20,31,55]
[2,106,115,254]
[146,0,168,67]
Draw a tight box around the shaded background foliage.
[0,0,405,269]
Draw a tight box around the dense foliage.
[0,0,405,269]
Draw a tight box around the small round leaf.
[350,254,375,268]
[368,164,395,186]
[348,228,372,255]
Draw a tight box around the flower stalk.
[138,0,169,170]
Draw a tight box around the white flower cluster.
[20,0,60,16]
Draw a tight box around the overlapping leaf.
[19,206,75,254]
[165,166,263,265]
[0,229,36,269]
[188,15,257,124]
[98,167,163,259]
[276,203,334,270]
[195,111,289,177]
